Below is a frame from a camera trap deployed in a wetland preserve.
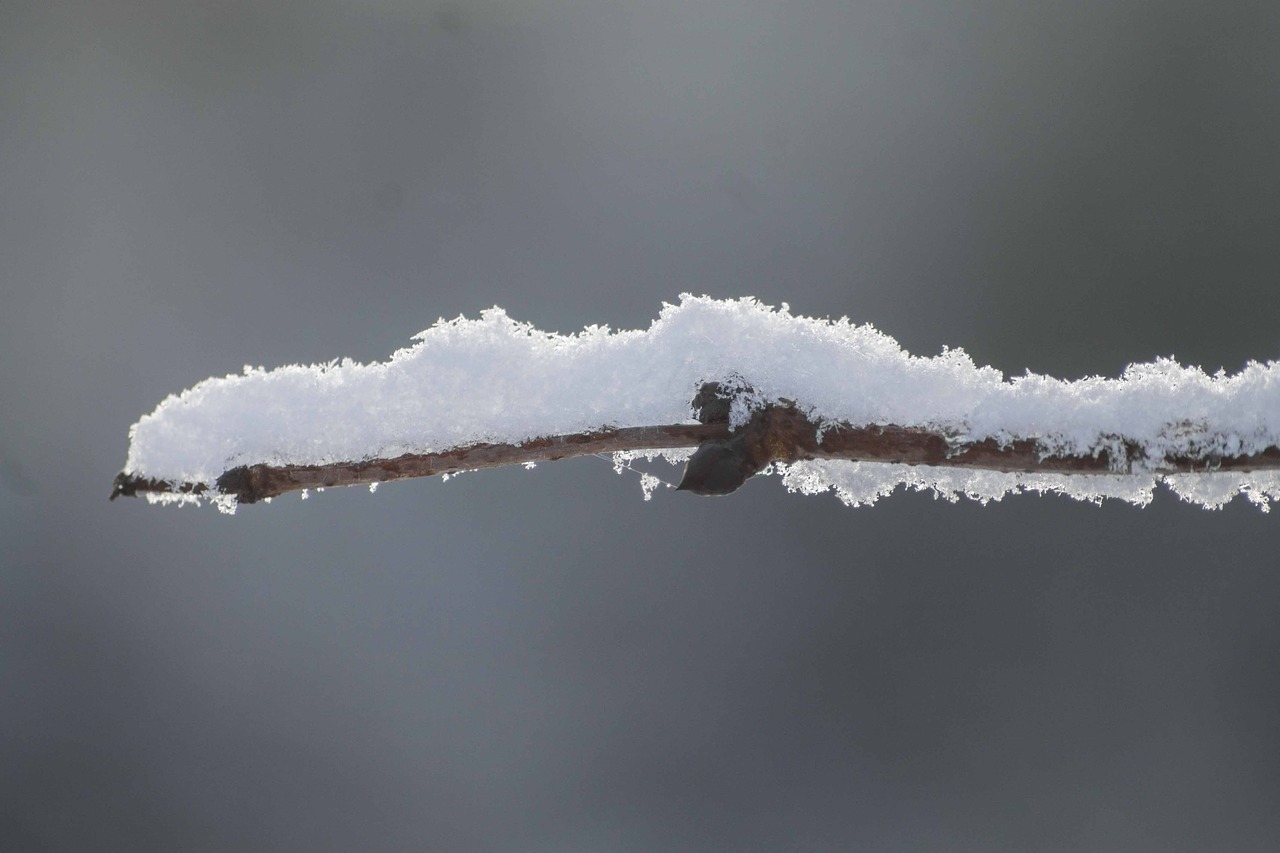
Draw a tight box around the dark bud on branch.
[678,382,813,496]
[680,381,759,495]
[690,381,734,425]
[676,435,757,496]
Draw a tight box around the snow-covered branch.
[112,421,727,505]
[112,296,1280,512]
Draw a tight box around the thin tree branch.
[111,383,1280,504]
[111,422,731,503]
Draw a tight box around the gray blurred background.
[4,1,1280,849]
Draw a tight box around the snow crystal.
[639,473,662,502]
[122,295,1280,510]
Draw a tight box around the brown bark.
[111,422,730,504]
[111,395,1280,505]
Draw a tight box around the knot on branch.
[678,383,820,496]
[216,464,276,504]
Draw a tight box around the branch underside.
[112,398,1280,504]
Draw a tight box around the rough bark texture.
[111,383,1280,504]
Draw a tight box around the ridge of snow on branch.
[120,295,1280,511]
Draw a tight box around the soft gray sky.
[4,2,1280,849]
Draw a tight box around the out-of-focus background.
[5,1,1280,849]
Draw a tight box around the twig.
[111,422,728,503]
[111,382,1280,504]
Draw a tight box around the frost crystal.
[121,295,1280,510]
[639,473,661,501]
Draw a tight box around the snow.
[122,295,1280,511]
